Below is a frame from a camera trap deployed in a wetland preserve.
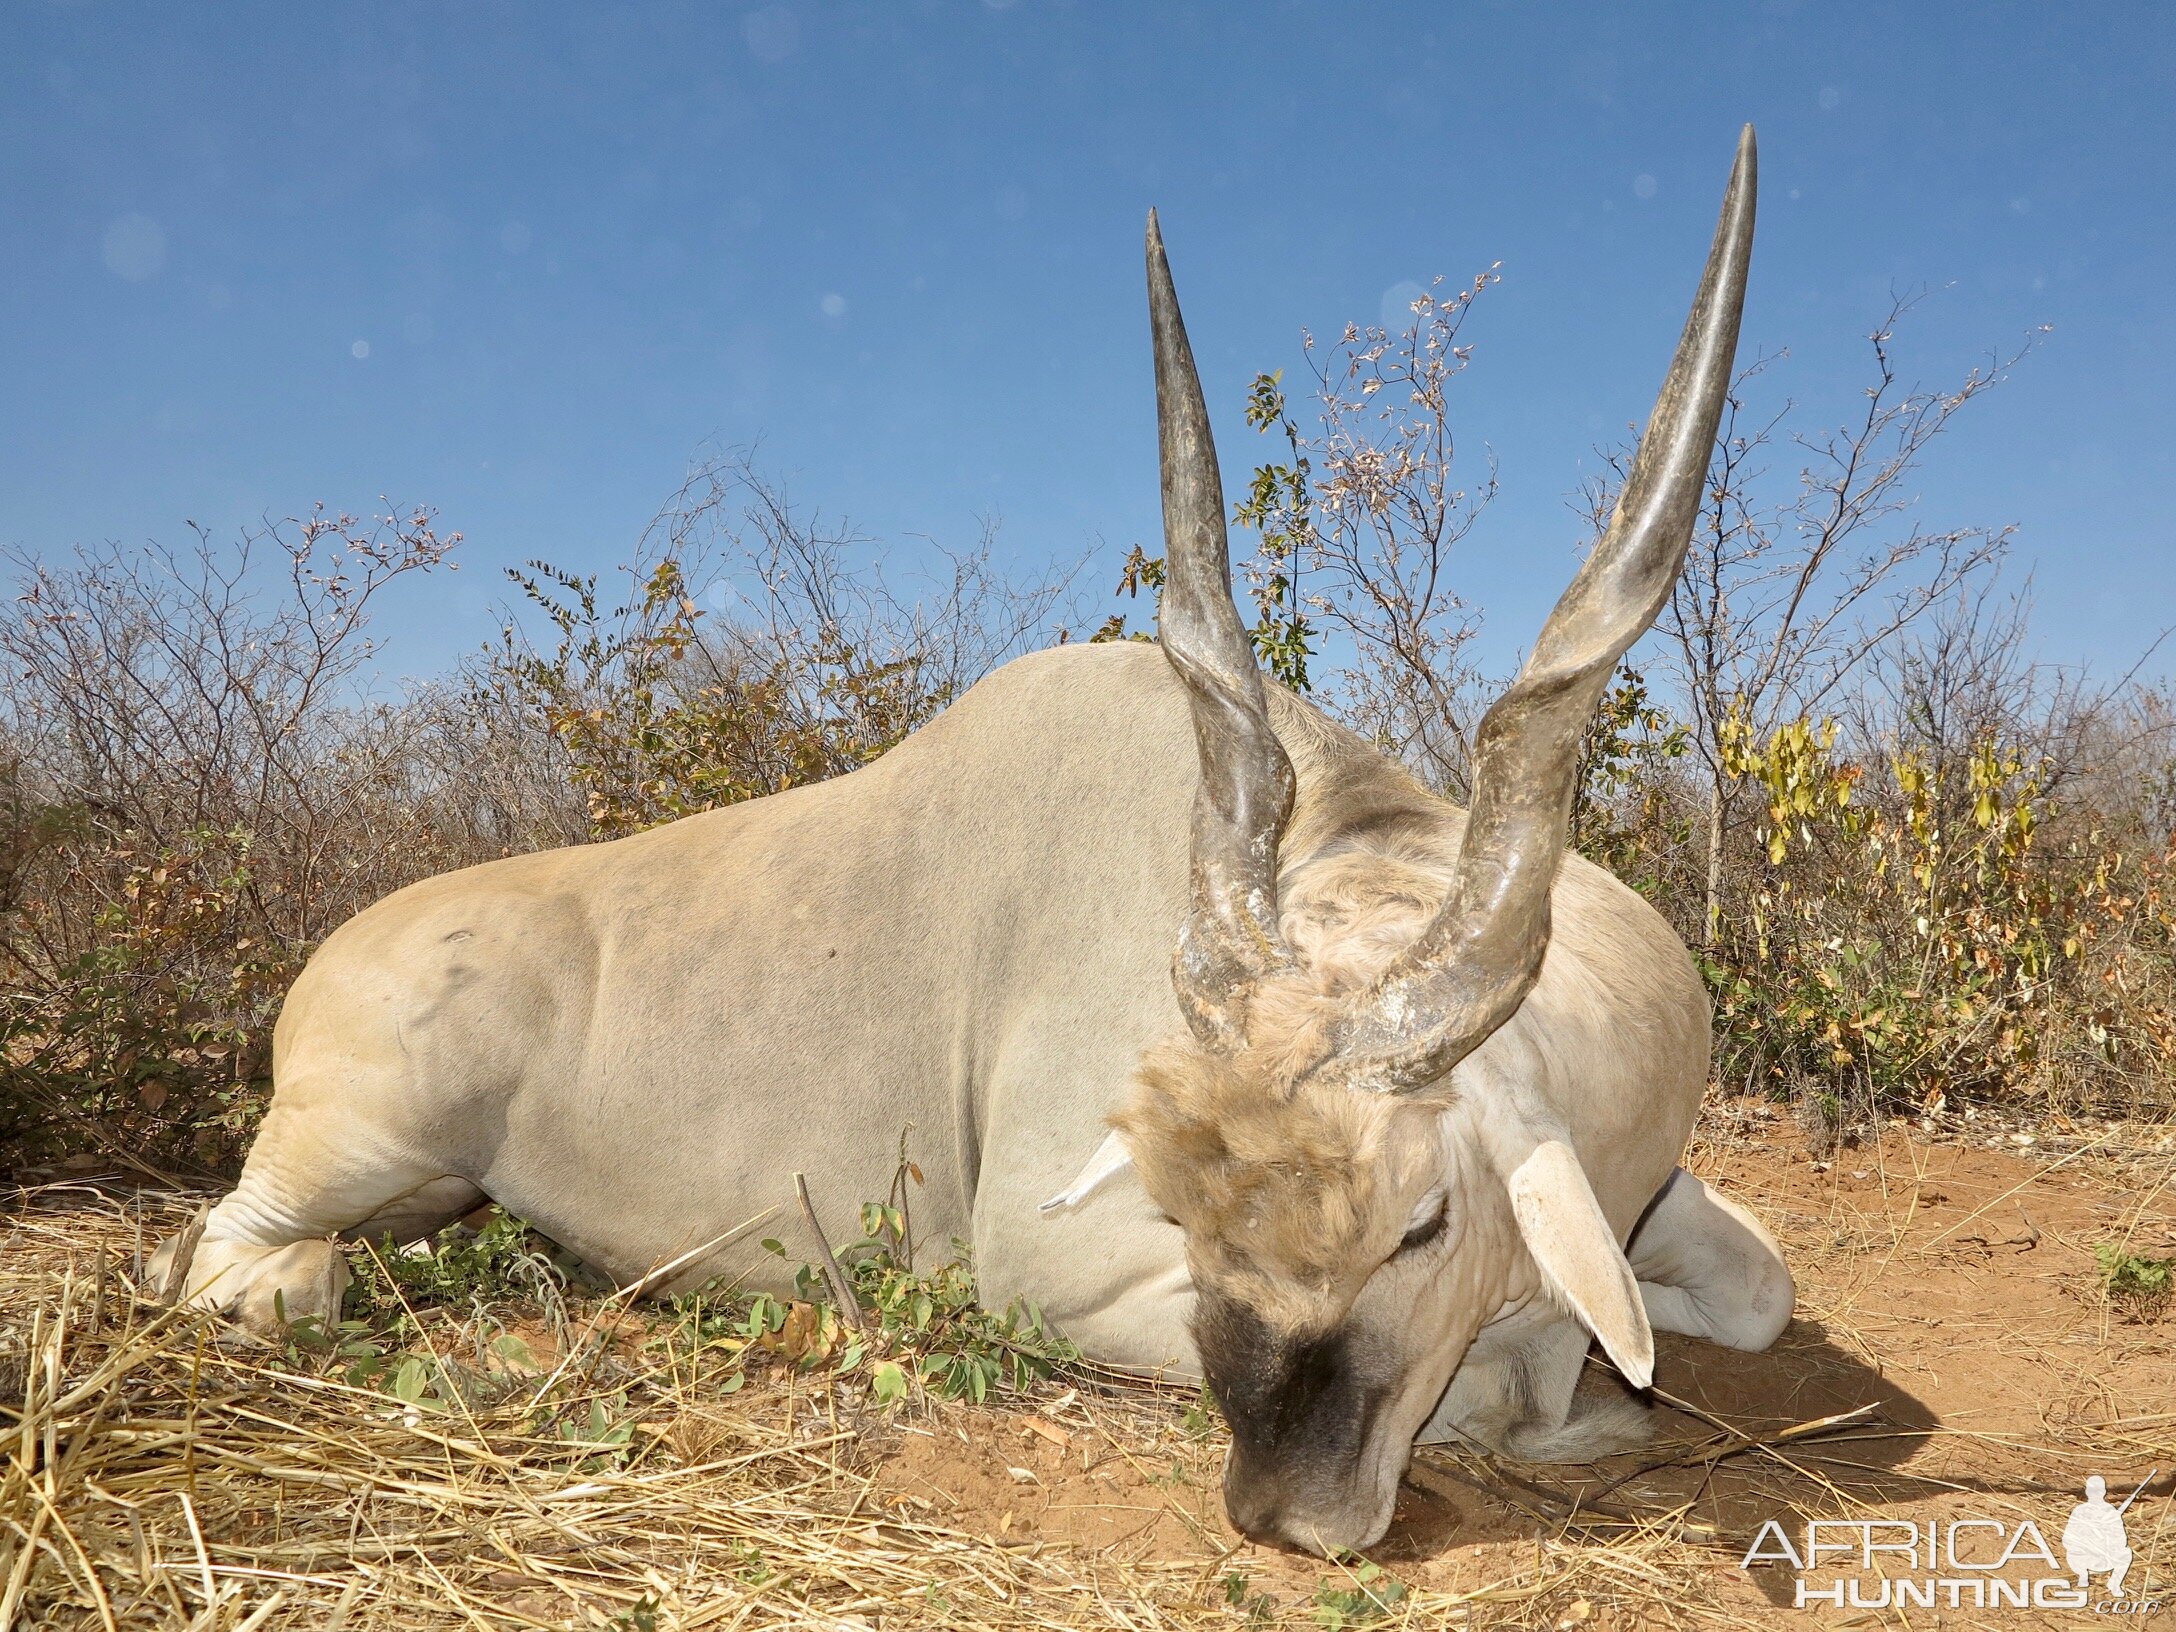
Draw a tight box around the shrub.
[0,507,472,1173]
[482,455,1075,840]
[347,1208,568,1323]
[1666,711,2176,1121]
[0,459,1071,1176]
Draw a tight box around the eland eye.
[1398,1199,1448,1254]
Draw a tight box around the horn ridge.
[1147,209,1298,1051]
[1322,126,1758,1094]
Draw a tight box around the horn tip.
[1145,209,1173,297]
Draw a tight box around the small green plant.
[281,1294,539,1410]
[1090,543,1166,644]
[311,1332,466,1412]
[386,1353,460,1414]
[1180,1381,1220,1440]
[1312,1561,1408,1628]
[658,1182,1078,1407]
[743,1290,790,1339]
[277,1303,392,1386]
[294,1211,573,1411]
[1088,366,1320,691]
[833,1196,1079,1404]
[346,1209,563,1325]
[544,1390,637,1470]
[1232,370,1318,691]
[2096,1242,2174,1316]
[868,1359,909,1403]
[651,1290,749,1391]
[1151,1456,1196,1490]
[1224,1570,1277,1624]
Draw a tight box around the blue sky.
[4,2,2171,683]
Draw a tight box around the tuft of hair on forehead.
[1113,966,1445,1333]
[1274,849,1459,989]
[1114,849,1466,1330]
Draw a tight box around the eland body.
[161,129,1792,1554]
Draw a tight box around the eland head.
[1070,128,1755,1552]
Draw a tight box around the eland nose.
[1223,1479,1288,1546]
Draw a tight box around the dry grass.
[0,1188,1577,1631]
[6,1121,2173,1631]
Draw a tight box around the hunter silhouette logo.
[1741,1469,2163,1612]
[2065,1473,2152,1598]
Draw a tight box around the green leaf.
[870,1361,908,1404]
[492,1333,540,1372]
[390,1356,429,1405]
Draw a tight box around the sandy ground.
[846,1112,2176,1626]
[5,1106,2174,1629]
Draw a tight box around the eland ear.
[1039,1129,1134,1214]
[1505,1140,1655,1389]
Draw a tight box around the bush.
[1613,708,2176,1122]
[478,455,1076,840]
[0,463,1073,1177]
[0,507,474,1174]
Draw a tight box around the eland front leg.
[148,1077,482,1338]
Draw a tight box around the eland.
[157,126,1791,1554]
